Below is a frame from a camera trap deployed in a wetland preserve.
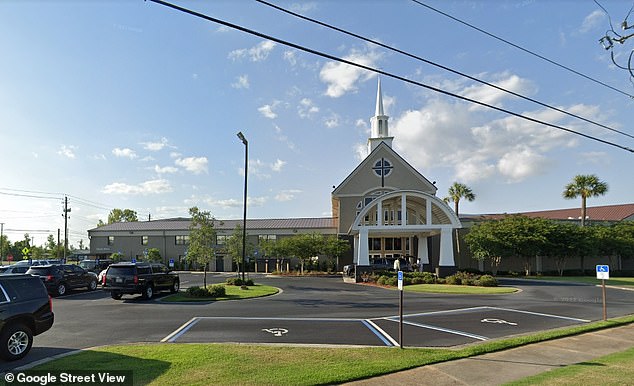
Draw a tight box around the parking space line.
[162,317,200,343]
[194,316,362,322]
[486,307,591,322]
[362,320,397,347]
[402,306,490,318]
[387,318,489,341]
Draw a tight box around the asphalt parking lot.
[4,273,634,373]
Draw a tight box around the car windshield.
[0,267,9,273]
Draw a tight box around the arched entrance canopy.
[349,190,461,267]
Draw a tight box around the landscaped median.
[161,279,279,302]
[29,315,634,385]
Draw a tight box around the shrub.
[377,275,388,286]
[226,278,243,286]
[186,286,209,297]
[206,284,226,297]
[385,276,398,287]
[445,275,462,285]
[411,277,425,285]
[475,275,498,287]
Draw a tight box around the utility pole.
[63,196,71,263]
[57,229,61,259]
[0,222,4,263]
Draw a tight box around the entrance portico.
[350,190,461,275]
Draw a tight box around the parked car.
[0,274,54,360]
[26,265,98,296]
[78,259,113,273]
[102,262,179,300]
[0,264,30,275]
[13,259,62,267]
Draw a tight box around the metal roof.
[463,203,634,222]
[88,217,337,233]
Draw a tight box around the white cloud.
[274,124,297,151]
[229,40,276,62]
[283,50,297,66]
[390,79,587,184]
[154,165,178,174]
[319,46,382,98]
[271,159,286,172]
[112,147,138,159]
[298,98,319,118]
[458,73,537,111]
[103,179,172,195]
[580,10,604,33]
[275,189,301,202]
[231,75,250,89]
[175,157,208,174]
[325,114,340,128]
[290,2,317,13]
[58,145,77,159]
[142,137,170,151]
[258,103,278,119]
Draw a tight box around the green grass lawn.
[405,283,518,294]
[161,284,279,302]
[522,276,634,288]
[505,346,634,386]
[31,316,634,385]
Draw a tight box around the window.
[216,235,228,245]
[372,158,393,177]
[141,236,148,245]
[175,235,189,245]
[385,238,393,250]
[259,235,277,244]
[368,238,382,251]
[107,236,114,245]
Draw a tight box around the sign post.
[397,270,404,349]
[596,265,609,320]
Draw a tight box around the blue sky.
[1,0,633,247]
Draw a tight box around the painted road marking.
[383,317,489,341]
[262,328,288,337]
[362,320,398,347]
[161,317,200,342]
[481,318,518,326]
[486,307,591,323]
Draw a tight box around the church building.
[331,79,461,278]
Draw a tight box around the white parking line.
[486,306,591,323]
[362,319,398,347]
[161,317,200,342]
[395,319,489,341]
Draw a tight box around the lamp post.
[237,131,248,281]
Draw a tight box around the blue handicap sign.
[397,271,403,281]
[597,265,609,273]
[131,258,136,263]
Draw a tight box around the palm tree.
[563,174,608,227]
[443,182,476,217]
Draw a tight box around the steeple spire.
[368,77,393,155]
[375,77,384,116]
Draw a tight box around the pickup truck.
[101,262,179,300]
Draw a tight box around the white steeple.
[368,77,393,154]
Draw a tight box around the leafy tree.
[443,182,476,217]
[284,233,325,274]
[543,223,593,276]
[563,174,608,227]
[146,248,162,262]
[322,236,350,272]
[97,208,139,227]
[187,206,216,287]
[0,234,10,262]
[465,216,550,276]
[110,252,123,262]
[225,225,254,274]
[465,220,508,275]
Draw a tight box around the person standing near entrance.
[393,258,400,271]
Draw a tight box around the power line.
[0,190,60,200]
[147,0,634,154]
[257,0,634,140]
[410,0,634,100]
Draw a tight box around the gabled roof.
[464,203,634,222]
[332,141,437,196]
[89,217,337,233]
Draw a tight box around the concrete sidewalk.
[343,323,634,385]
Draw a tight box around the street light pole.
[237,131,248,282]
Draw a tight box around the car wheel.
[56,282,67,296]
[111,292,122,300]
[0,324,33,361]
[142,284,154,300]
[88,280,97,291]
[170,280,180,294]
